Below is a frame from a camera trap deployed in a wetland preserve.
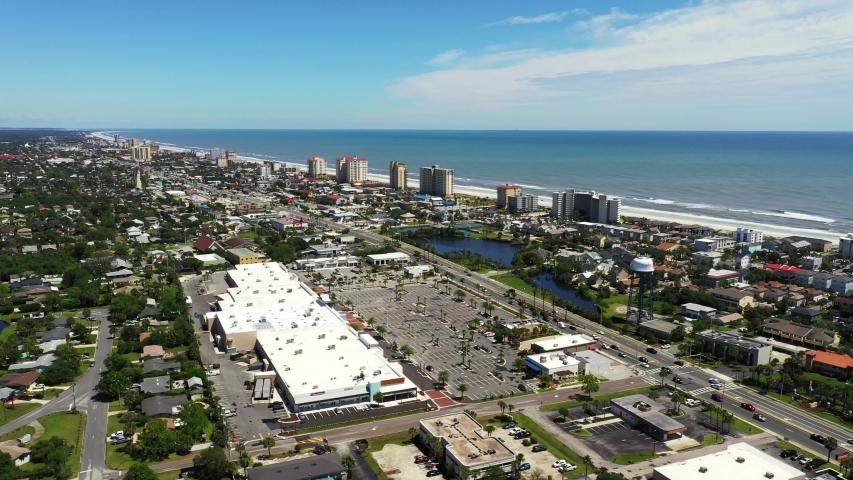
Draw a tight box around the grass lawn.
[597,294,629,320]
[540,385,653,411]
[124,352,142,364]
[0,402,41,427]
[571,428,592,436]
[105,415,201,470]
[755,386,852,430]
[362,430,416,480]
[612,452,657,464]
[802,371,849,388]
[705,410,764,435]
[109,398,129,412]
[490,274,535,296]
[37,411,87,476]
[0,425,35,442]
[678,434,724,452]
[158,471,182,480]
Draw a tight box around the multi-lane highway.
[297,212,853,458]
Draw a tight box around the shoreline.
[91,131,842,243]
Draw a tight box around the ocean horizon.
[97,129,853,240]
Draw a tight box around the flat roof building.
[247,452,346,480]
[652,443,805,480]
[530,334,596,353]
[226,248,262,265]
[365,252,410,266]
[209,263,417,412]
[419,413,516,478]
[694,330,772,366]
[610,394,687,441]
[524,353,580,380]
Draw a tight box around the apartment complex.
[336,156,368,184]
[734,228,763,244]
[507,194,538,213]
[496,184,522,208]
[763,318,839,350]
[389,161,407,191]
[131,145,151,162]
[805,350,853,380]
[551,188,620,224]
[841,234,853,260]
[419,165,454,197]
[256,163,272,179]
[216,156,229,168]
[307,156,327,177]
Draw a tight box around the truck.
[207,369,221,376]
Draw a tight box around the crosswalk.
[689,383,742,395]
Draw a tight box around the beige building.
[226,248,262,265]
[131,145,151,162]
[419,413,515,478]
[419,165,454,197]
[216,156,229,168]
[307,156,327,177]
[496,184,522,208]
[336,156,368,184]
[389,161,407,191]
[710,287,754,312]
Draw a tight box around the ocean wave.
[517,184,547,190]
[754,211,835,223]
[728,209,750,213]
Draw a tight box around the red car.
[415,456,429,464]
[711,393,723,402]
[741,402,756,411]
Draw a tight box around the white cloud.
[393,0,853,108]
[425,49,465,66]
[486,9,587,27]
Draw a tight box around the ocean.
[102,129,853,239]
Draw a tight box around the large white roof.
[654,443,803,480]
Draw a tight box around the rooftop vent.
[318,334,326,339]
[286,338,294,344]
[328,344,336,350]
[699,467,708,473]
[736,457,745,463]
[373,370,381,376]
[294,349,303,355]
[765,473,774,479]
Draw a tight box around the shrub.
[522,439,531,447]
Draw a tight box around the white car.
[684,399,701,407]
[600,344,609,350]
[640,362,651,368]
[561,464,577,472]
[33,383,45,390]
[552,460,567,468]
[709,378,721,385]
[661,344,671,349]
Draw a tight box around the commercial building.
[734,228,763,244]
[530,334,596,353]
[763,318,839,350]
[226,248,262,265]
[507,194,538,213]
[652,443,805,480]
[208,263,417,412]
[365,252,410,266]
[336,156,368,184]
[841,234,853,260]
[496,184,522,209]
[805,350,853,380]
[551,188,621,224]
[419,165,454,197]
[307,156,327,177]
[638,320,686,341]
[693,330,772,366]
[419,414,516,478]
[691,251,723,266]
[574,350,612,374]
[694,236,735,252]
[524,353,581,380]
[609,394,687,441]
[389,161,407,191]
[247,452,347,480]
[131,145,151,162]
[680,303,717,320]
[703,268,744,287]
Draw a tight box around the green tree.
[825,436,839,463]
[72,322,90,341]
[237,450,253,477]
[125,463,158,480]
[31,436,72,480]
[193,447,234,480]
[457,383,468,400]
[178,401,210,441]
[400,344,415,360]
[96,370,131,400]
[373,391,384,403]
[262,436,276,457]
[648,390,660,402]
[558,406,571,421]
[341,454,356,476]
[136,418,175,461]
[841,456,853,476]
[514,357,527,373]
[658,367,668,387]
[0,452,21,480]
[484,424,496,437]
[580,374,600,399]
[498,400,508,416]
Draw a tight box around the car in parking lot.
[391,353,405,360]
[711,393,723,402]
[560,464,577,472]
[502,423,517,430]
[298,413,308,422]
[519,463,531,471]
[780,449,797,458]
[810,434,826,444]
[552,460,567,468]
[798,456,810,465]
[514,431,531,439]
[532,445,547,452]
[334,407,343,415]
[740,402,756,411]
[805,459,825,470]
[426,365,434,372]
[753,413,767,422]
[112,435,131,445]
[684,399,701,407]
[790,453,804,462]
[426,470,442,477]
[271,401,285,410]
[517,384,527,392]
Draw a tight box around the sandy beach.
[91,131,842,243]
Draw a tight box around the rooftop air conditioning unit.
[253,290,259,294]
[286,338,294,344]
[764,473,774,479]
[295,349,303,355]
[328,344,336,350]
[339,356,344,360]
[318,334,326,339]
[736,457,745,463]
[340,335,347,340]
[698,467,708,473]
[287,288,293,293]
[312,385,318,389]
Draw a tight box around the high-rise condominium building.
[216,156,229,168]
[130,145,151,163]
[552,188,621,223]
[389,161,408,191]
[507,194,538,213]
[734,228,764,244]
[336,156,368,184]
[496,184,522,208]
[419,165,454,197]
[129,138,140,147]
[307,156,327,177]
[257,163,272,179]
[210,147,225,161]
[841,234,853,260]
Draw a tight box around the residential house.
[791,306,823,323]
[805,350,853,380]
[21,245,38,255]
[0,371,40,389]
[16,228,32,238]
[141,395,186,418]
[193,235,218,252]
[831,276,853,296]
[714,313,744,326]
[139,375,172,394]
[710,287,755,312]
[731,252,750,269]
[142,345,166,360]
[691,251,722,266]
[795,270,816,288]
[187,376,204,400]
[762,318,838,350]
[813,273,835,291]
[142,358,182,374]
[801,256,823,271]
[8,354,57,373]
[764,264,804,282]
[0,440,31,466]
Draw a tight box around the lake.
[426,237,520,266]
[0,320,9,336]
[532,274,598,314]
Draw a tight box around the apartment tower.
[307,156,328,177]
[389,161,408,191]
[496,184,522,209]
[336,156,368,184]
[419,165,454,197]
[552,188,621,223]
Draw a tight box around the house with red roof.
[193,235,218,252]
[805,350,853,380]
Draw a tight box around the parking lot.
[333,281,541,400]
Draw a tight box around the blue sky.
[1,0,851,130]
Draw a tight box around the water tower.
[628,255,655,324]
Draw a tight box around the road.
[294,212,853,458]
[0,309,115,480]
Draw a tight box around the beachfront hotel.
[496,184,522,208]
[131,145,151,162]
[336,156,368,184]
[552,188,620,224]
[419,165,454,197]
[307,156,327,177]
[507,194,538,213]
[389,161,407,191]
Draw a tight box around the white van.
[558,322,566,329]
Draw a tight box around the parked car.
[426,365,434,372]
[502,423,517,430]
[514,431,531,439]
[532,445,547,452]
[90,361,96,367]
[112,436,132,445]
[517,384,527,392]
[552,460,567,468]
[519,463,531,471]
[561,464,577,472]
[271,402,285,411]
[661,344,671,349]
[741,403,756,411]
[334,407,343,415]
[391,353,405,360]
[790,453,804,462]
[684,399,701,407]
[415,457,429,464]
[711,393,723,402]
[426,470,442,477]
[222,409,237,417]
[753,413,767,422]
[805,460,825,470]
[34,383,45,389]
[780,449,797,458]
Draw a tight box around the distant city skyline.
[1,0,851,131]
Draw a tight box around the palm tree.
[825,436,839,462]
[438,370,450,386]
[455,289,466,302]
[408,427,419,440]
[373,391,384,403]
[465,409,478,419]
[648,390,660,402]
[498,400,508,416]
[582,455,593,479]
[507,404,515,415]
[457,383,468,400]
[367,317,377,329]
[262,436,276,457]
[672,391,686,414]
[484,424,496,437]
[658,367,668,387]
[497,348,505,365]
[238,450,253,477]
[375,325,388,338]
[341,455,356,476]
[400,344,415,361]
[235,441,247,454]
